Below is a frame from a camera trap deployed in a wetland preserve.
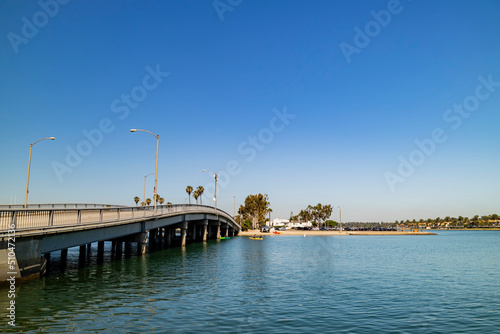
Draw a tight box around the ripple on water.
[2,231,500,333]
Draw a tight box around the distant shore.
[239,229,437,236]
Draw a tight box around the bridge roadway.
[0,204,240,283]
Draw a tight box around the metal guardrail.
[0,204,240,232]
[0,203,125,209]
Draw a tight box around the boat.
[219,236,230,239]
[249,237,263,240]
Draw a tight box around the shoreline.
[238,230,437,236]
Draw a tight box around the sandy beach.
[239,229,437,236]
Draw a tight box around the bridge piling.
[202,220,208,242]
[136,232,147,255]
[181,222,188,247]
[61,248,68,261]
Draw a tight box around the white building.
[271,218,312,229]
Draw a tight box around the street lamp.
[225,194,236,218]
[143,172,154,205]
[24,137,55,208]
[203,170,218,211]
[131,129,159,214]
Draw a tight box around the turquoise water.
[2,231,500,333]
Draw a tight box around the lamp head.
[202,169,207,172]
[49,137,55,140]
[130,129,137,132]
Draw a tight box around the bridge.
[0,204,240,283]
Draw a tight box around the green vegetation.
[197,186,204,205]
[186,186,193,204]
[395,214,500,229]
[238,193,272,229]
[290,203,333,228]
[134,196,140,206]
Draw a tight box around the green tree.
[134,196,140,206]
[240,220,253,231]
[325,220,338,227]
[146,198,151,206]
[186,186,193,204]
[193,190,200,204]
[238,193,272,229]
[159,197,165,205]
[197,186,204,205]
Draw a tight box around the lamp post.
[24,137,55,208]
[203,170,218,211]
[338,206,342,232]
[225,194,236,218]
[131,129,159,215]
[143,172,154,205]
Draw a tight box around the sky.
[1,0,499,222]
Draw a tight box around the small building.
[271,218,312,229]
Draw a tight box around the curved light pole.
[131,129,159,215]
[225,193,236,218]
[203,170,218,211]
[25,137,55,208]
[143,172,154,205]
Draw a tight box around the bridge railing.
[0,204,240,232]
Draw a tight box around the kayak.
[219,237,230,239]
[249,237,263,240]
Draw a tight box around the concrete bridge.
[0,204,240,283]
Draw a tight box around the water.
[2,231,499,333]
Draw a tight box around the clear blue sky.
[1,0,499,222]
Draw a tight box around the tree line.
[290,203,333,228]
[395,214,500,228]
[133,195,170,206]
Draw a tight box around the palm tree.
[186,186,193,204]
[146,198,151,206]
[192,190,200,204]
[134,196,140,206]
[159,197,164,205]
[197,186,204,205]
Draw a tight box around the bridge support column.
[116,241,123,257]
[97,242,104,255]
[61,248,68,261]
[202,220,208,242]
[136,232,148,255]
[192,224,197,242]
[165,228,171,246]
[181,222,188,247]
[79,245,86,258]
[216,222,221,239]
[0,237,43,281]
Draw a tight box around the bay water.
[2,231,499,333]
